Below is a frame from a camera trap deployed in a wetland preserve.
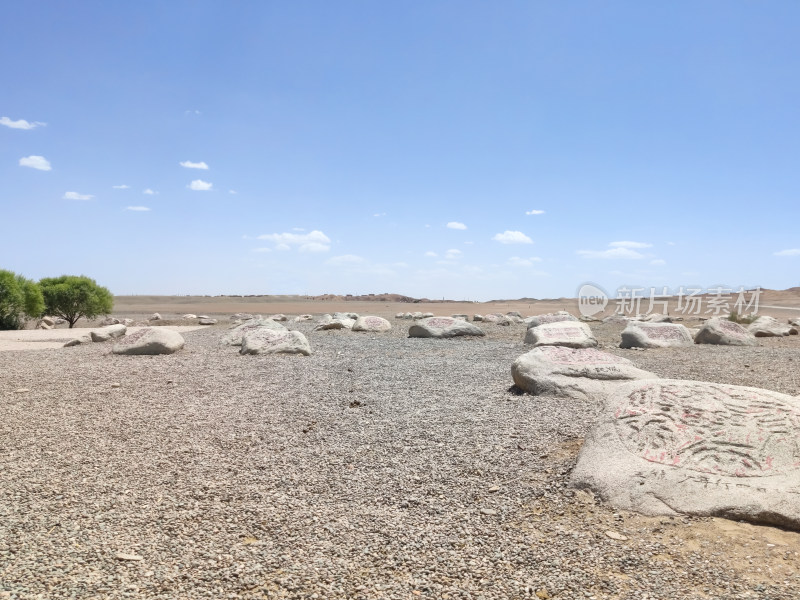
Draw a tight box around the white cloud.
[143,188,157,195]
[493,230,533,244]
[188,179,213,191]
[577,247,645,259]
[445,249,462,259]
[447,221,467,230]
[125,206,151,212]
[180,160,209,170]
[1,116,45,130]
[112,184,130,189]
[508,256,543,267]
[292,227,305,232]
[609,241,653,249]
[185,109,201,116]
[229,190,237,194]
[425,251,438,257]
[650,259,666,266]
[326,254,365,266]
[253,247,272,253]
[19,155,51,171]
[257,230,331,253]
[525,209,545,215]
[374,212,387,218]
[775,249,800,257]
[63,191,93,201]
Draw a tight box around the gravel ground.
[1,316,800,599]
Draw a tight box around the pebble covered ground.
[1,315,800,599]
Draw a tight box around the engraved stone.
[524,321,597,348]
[694,317,756,346]
[221,319,287,346]
[409,316,485,339]
[512,346,658,400]
[525,311,579,329]
[112,327,185,355]
[571,379,800,530]
[352,316,392,332]
[620,322,694,349]
[240,329,311,356]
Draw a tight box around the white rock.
[112,327,185,355]
[619,322,694,349]
[293,314,313,322]
[694,317,756,346]
[571,379,800,529]
[352,316,392,332]
[748,315,796,337]
[182,314,197,319]
[199,318,217,325]
[240,329,311,356]
[149,312,162,321]
[221,319,287,346]
[511,346,658,400]
[314,318,355,331]
[524,321,598,348]
[408,317,485,338]
[525,311,578,329]
[63,335,92,347]
[91,324,127,342]
[41,316,55,326]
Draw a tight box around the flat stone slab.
[221,319,287,346]
[240,329,311,356]
[694,317,756,346]
[525,311,578,329]
[408,317,485,338]
[620,322,694,349]
[352,316,392,332]
[112,327,185,355]
[524,321,597,348]
[512,346,659,400]
[571,379,800,530]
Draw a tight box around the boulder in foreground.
[112,328,185,355]
[90,324,127,342]
[221,319,287,346]
[694,317,756,346]
[511,346,658,400]
[524,321,597,348]
[571,379,800,530]
[619,322,694,349]
[408,317,485,338]
[240,329,311,356]
[352,316,392,332]
[747,316,797,337]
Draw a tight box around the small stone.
[605,530,628,541]
[14,388,30,393]
[115,552,143,561]
[480,508,498,515]
[488,486,500,493]
[111,383,121,388]
[536,589,551,600]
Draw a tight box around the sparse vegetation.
[0,269,45,330]
[39,275,113,328]
[728,310,757,325]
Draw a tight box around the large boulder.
[525,311,579,329]
[221,319,287,346]
[747,316,797,337]
[240,329,311,356]
[619,322,694,349]
[694,317,756,346]
[524,321,598,348]
[409,316,485,339]
[352,316,392,332]
[91,324,127,342]
[511,346,658,400]
[571,379,800,530]
[112,328,185,355]
[314,317,355,331]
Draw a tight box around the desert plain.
[2,291,800,599]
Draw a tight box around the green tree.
[0,269,45,330]
[39,275,113,328]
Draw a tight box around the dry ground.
[2,296,800,599]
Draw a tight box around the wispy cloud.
[508,256,542,267]
[525,209,545,215]
[609,241,652,249]
[445,249,462,259]
[577,247,645,259]
[493,230,533,244]
[185,109,201,116]
[19,155,51,171]
[256,230,331,252]
[143,188,157,195]
[775,249,800,257]
[374,212,387,218]
[425,251,438,257]
[63,191,93,201]
[326,254,365,266]
[188,179,213,191]
[180,160,209,170]
[125,206,151,212]
[229,190,237,194]
[447,221,467,230]
[112,184,130,189]
[1,116,45,130]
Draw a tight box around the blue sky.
[2,1,799,301]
